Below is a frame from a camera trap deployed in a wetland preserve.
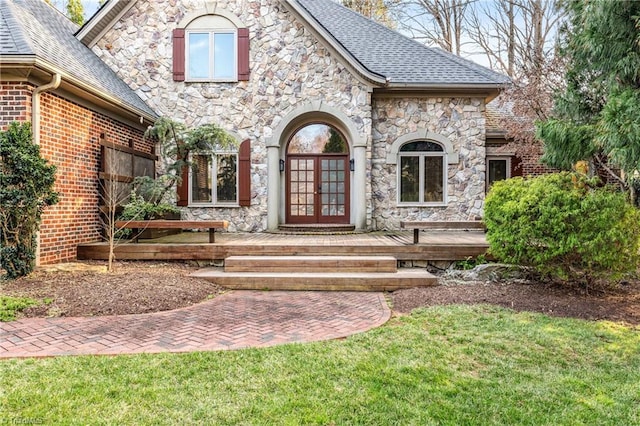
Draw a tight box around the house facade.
[83,0,508,232]
[2,0,509,265]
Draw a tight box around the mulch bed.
[1,261,224,318]
[391,280,640,325]
[2,261,639,326]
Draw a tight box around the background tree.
[393,0,566,157]
[44,0,85,25]
[394,0,471,55]
[0,122,59,279]
[465,0,563,79]
[66,0,85,25]
[537,0,640,200]
[341,0,398,27]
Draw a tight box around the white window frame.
[486,156,512,188]
[188,151,239,207]
[185,29,238,82]
[397,147,448,207]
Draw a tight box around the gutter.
[2,56,157,124]
[32,73,61,146]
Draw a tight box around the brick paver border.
[0,291,390,358]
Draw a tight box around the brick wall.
[1,82,149,264]
[517,144,558,177]
[0,83,31,124]
[486,138,558,179]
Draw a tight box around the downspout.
[32,73,61,266]
[32,73,62,145]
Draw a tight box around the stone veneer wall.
[92,0,374,232]
[371,96,486,230]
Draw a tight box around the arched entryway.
[285,124,350,224]
[266,101,367,231]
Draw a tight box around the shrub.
[484,172,640,288]
[0,122,58,279]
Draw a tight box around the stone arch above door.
[268,101,366,151]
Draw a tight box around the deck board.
[77,231,488,262]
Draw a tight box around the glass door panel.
[286,155,350,224]
[319,157,349,222]
[287,157,316,223]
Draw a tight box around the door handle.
[317,184,322,194]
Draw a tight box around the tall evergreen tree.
[537,0,640,198]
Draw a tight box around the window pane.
[400,156,420,203]
[216,154,237,203]
[192,155,212,203]
[400,141,443,152]
[488,159,508,186]
[288,124,348,154]
[424,156,444,202]
[189,33,210,79]
[214,33,235,79]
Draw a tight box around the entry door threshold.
[276,224,357,234]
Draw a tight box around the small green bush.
[0,122,58,279]
[484,172,640,288]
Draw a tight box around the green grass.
[1,305,639,425]
[0,295,39,321]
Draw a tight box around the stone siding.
[371,96,486,230]
[93,0,373,232]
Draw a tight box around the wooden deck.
[77,230,488,262]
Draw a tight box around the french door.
[286,155,350,224]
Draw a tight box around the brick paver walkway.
[0,291,390,358]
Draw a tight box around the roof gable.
[76,0,508,93]
[0,0,156,120]
[290,0,510,89]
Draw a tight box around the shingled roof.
[0,0,156,119]
[292,0,510,88]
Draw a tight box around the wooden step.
[224,255,397,273]
[190,268,437,291]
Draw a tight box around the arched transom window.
[287,124,348,154]
[398,141,447,205]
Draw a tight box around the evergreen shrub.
[0,122,58,278]
[484,172,640,288]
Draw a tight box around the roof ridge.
[40,0,80,27]
[3,0,156,119]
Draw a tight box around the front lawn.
[1,305,638,425]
